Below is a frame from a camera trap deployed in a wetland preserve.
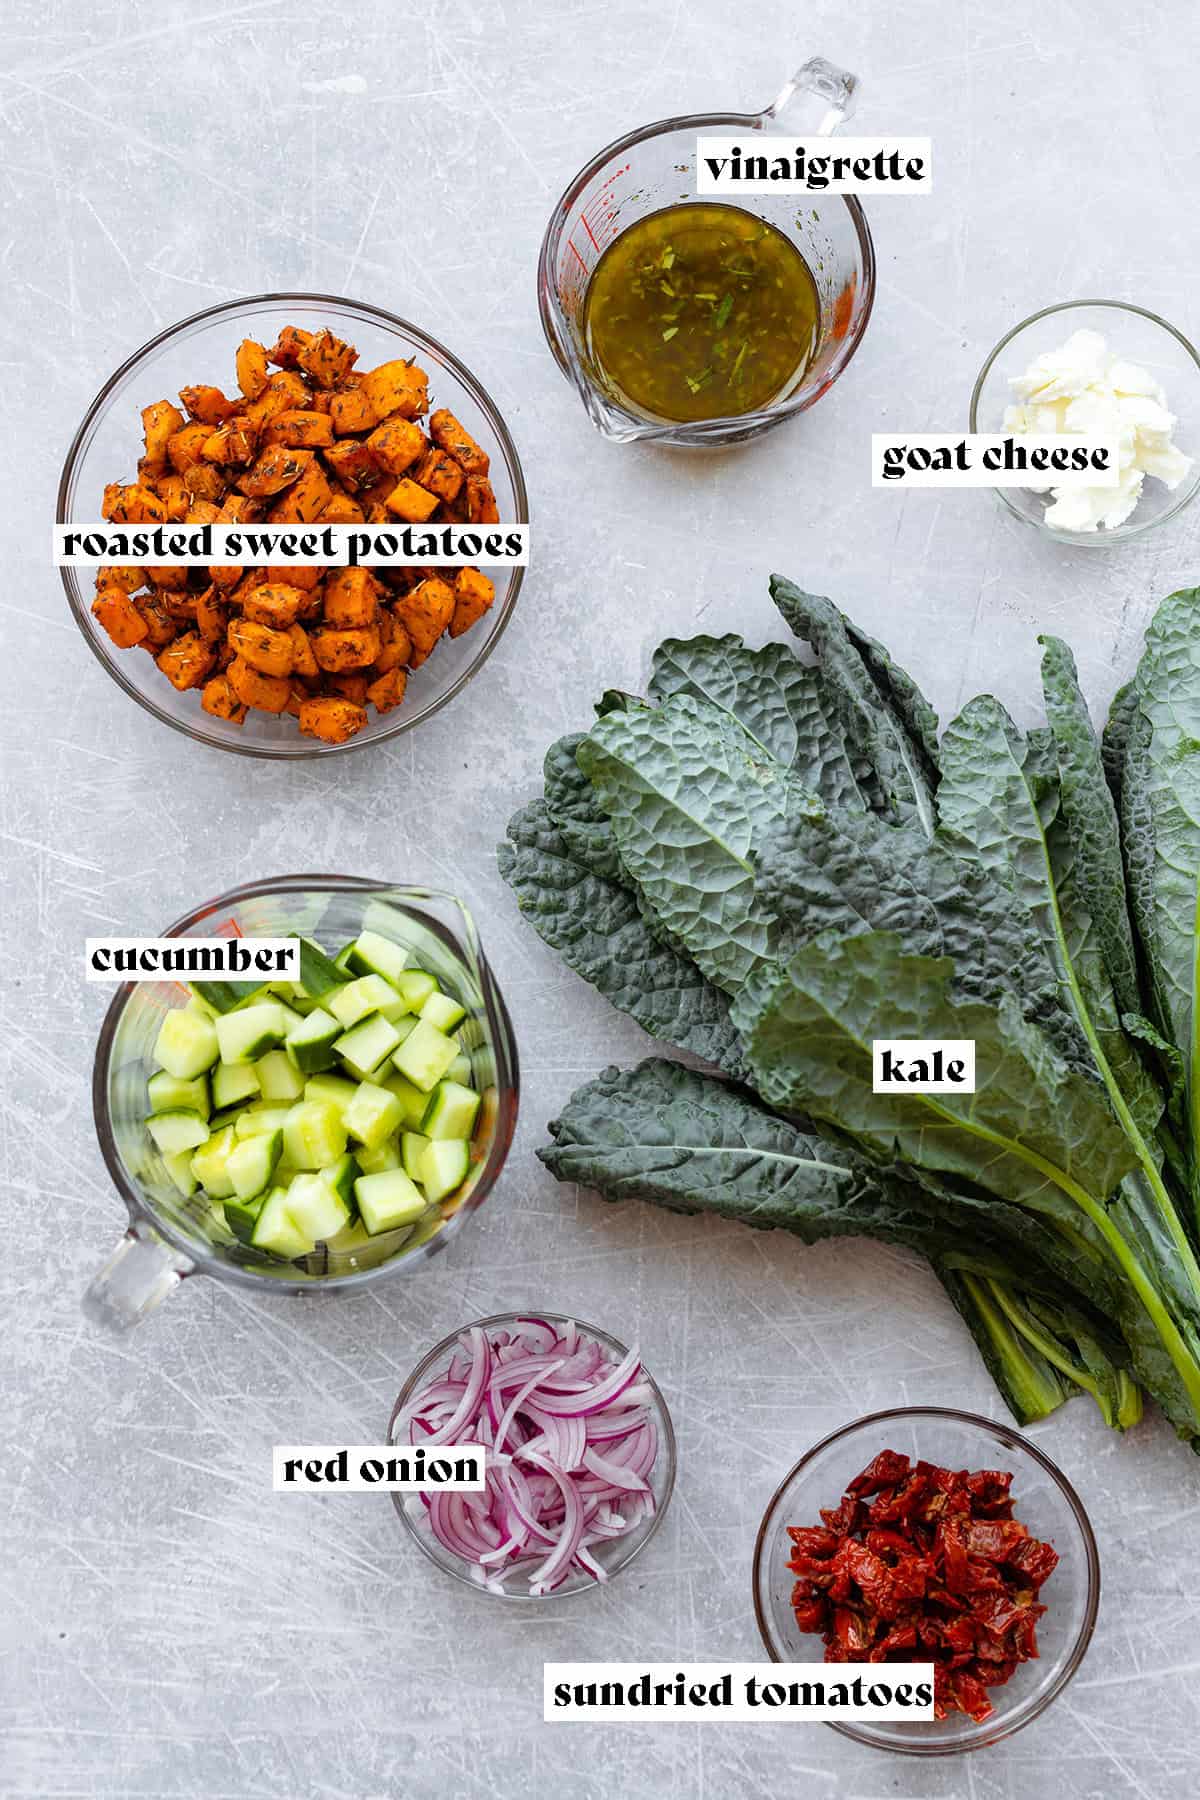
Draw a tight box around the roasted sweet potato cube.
[330,671,369,704]
[236,338,270,401]
[167,421,212,475]
[430,407,490,476]
[466,475,499,523]
[195,587,229,644]
[219,493,261,524]
[288,623,319,678]
[228,616,294,677]
[298,328,357,388]
[95,565,144,594]
[385,477,440,523]
[229,569,269,608]
[162,592,199,625]
[92,588,148,648]
[267,326,313,370]
[142,400,185,473]
[146,564,188,591]
[363,359,429,421]
[186,500,221,528]
[242,582,307,629]
[201,672,248,723]
[263,409,335,449]
[298,695,368,744]
[135,595,177,648]
[329,387,378,434]
[201,417,258,464]
[104,482,167,525]
[450,566,495,637]
[227,655,291,713]
[156,631,215,691]
[323,440,381,491]
[368,418,425,475]
[412,446,463,504]
[244,370,310,429]
[310,625,381,671]
[373,609,413,674]
[320,492,365,523]
[266,458,332,524]
[367,667,407,714]
[179,384,237,426]
[183,462,226,504]
[157,473,190,520]
[396,576,455,660]
[267,563,322,591]
[322,566,379,629]
[238,444,313,498]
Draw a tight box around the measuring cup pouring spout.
[537,56,875,448]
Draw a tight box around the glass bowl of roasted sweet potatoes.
[58,294,528,757]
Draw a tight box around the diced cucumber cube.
[163,1148,199,1197]
[335,1013,402,1080]
[294,936,344,999]
[234,1105,292,1139]
[401,1131,430,1181]
[190,1125,237,1198]
[343,1080,405,1149]
[216,1001,288,1065]
[393,1018,458,1092]
[254,1050,306,1104]
[223,1192,267,1244]
[227,1128,282,1201]
[392,1015,417,1047]
[421,990,467,1033]
[347,929,410,985]
[285,1172,350,1243]
[154,1008,219,1079]
[448,1052,473,1086]
[419,1138,471,1204]
[304,1073,359,1114]
[383,1073,429,1128]
[329,975,406,1029]
[189,978,269,1014]
[421,1079,481,1142]
[212,1061,261,1111]
[321,1153,360,1211]
[394,969,437,1013]
[146,1110,211,1155]
[285,1007,341,1074]
[185,990,220,1019]
[251,1186,312,1258]
[282,1101,348,1170]
[356,1138,401,1175]
[147,1071,211,1119]
[354,1168,428,1235]
[334,940,359,973]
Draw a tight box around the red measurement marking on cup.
[567,237,589,274]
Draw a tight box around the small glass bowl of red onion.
[387,1311,676,1599]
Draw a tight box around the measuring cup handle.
[83,1224,193,1331]
[763,57,859,134]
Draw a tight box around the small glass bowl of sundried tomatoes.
[751,1407,1099,1755]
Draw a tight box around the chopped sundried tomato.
[786,1446,1059,1724]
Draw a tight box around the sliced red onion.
[397,1317,660,1594]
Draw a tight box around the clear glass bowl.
[85,876,519,1327]
[59,293,528,756]
[970,299,1200,546]
[751,1407,1099,1756]
[388,1310,676,1600]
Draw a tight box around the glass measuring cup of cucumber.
[84,876,519,1328]
[538,56,876,445]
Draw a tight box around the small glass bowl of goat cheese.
[970,300,1200,545]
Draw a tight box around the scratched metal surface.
[3,0,1200,1794]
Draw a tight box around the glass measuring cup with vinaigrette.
[537,57,875,446]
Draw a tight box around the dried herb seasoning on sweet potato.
[89,326,500,744]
